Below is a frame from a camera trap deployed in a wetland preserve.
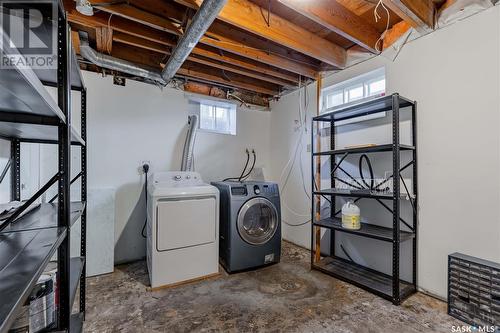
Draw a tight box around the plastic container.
[341,200,361,230]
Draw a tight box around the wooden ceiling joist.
[278,0,381,53]
[67,1,318,80]
[90,3,182,35]
[95,26,113,53]
[104,41,281,96]
[65,0,439,101]
[199,32,317,79]
[383,0,435,33]
[382,20,411,49]
[178,62,280,95]
[71,30,81,54]
[183,81,270,107]
[175,0,347,68]
[66,5,176,46]
[192,45,300,85]
[112,32,300,85]
[113,32,297,87]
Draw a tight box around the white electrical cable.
[279,78,314,226]
[374,0,391,53]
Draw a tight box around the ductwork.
[161,0,227,83]
[181,115,199,172]
[78,32,167,86]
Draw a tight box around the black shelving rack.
[0,2,87,332]
[310,94,418,305]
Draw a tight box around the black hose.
[240,150,256,180]
[359,154,374,190]
[223,150,250,182]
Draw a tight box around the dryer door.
[156,196,216,251]
[237,197,278,245]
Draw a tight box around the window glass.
[368,78,386,96]
[199,101,236,135]
[327,91,343,108]
[200,104,215,129]
[346,84,364,102]
[322,68,386,112]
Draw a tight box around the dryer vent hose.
[181,115,199,171]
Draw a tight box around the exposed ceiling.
[65,0,447,106]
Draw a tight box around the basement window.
[199,101,237,135]
[323,67,386,110]
[322,67,386,125]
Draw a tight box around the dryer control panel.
[152,171,204,187]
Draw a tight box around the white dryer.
[146,171,219,288]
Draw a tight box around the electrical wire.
[279,78,315,224]
[374,0,391,52]
[106,13,114,55]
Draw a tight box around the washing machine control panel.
[231,186,248,196]
[229,183,278,196]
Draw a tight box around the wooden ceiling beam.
[383,0,435,33]
[278,0,381,53]
[88,2,182,35]
[113,32,296,87]
[66,1,316,79]
[111,43,165,70]
[95,26,113,53]
[178,63,279,96]
[66,0,311,91]
[65,2,177,45]
[102,43,280,96]
[183,81,270,107]
[383,21,411,50]
[175,0,346,68]
[186,54,294,87]
[192,45,299,85]
[129,0,320,77]
[200,29,318,79]
[71,30,81,54]
[127,0,186,24]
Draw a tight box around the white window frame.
[321,67,386,125]
[322,67,386,110]
[198,99,237,135]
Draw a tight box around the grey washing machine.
[211,181,281,273]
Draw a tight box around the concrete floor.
[84,241,461,332]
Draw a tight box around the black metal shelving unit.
[310,93,418,305]
[0,1,87,332]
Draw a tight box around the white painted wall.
[270,5,500,299]
[83,72,271,264]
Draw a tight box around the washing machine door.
[237,197,278,245]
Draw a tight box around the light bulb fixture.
[76,0,94,16]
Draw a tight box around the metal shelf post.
[56,14,71,331]
[80,88,87,317]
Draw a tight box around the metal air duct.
[78,32,167,86]
[161,0,227,83]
